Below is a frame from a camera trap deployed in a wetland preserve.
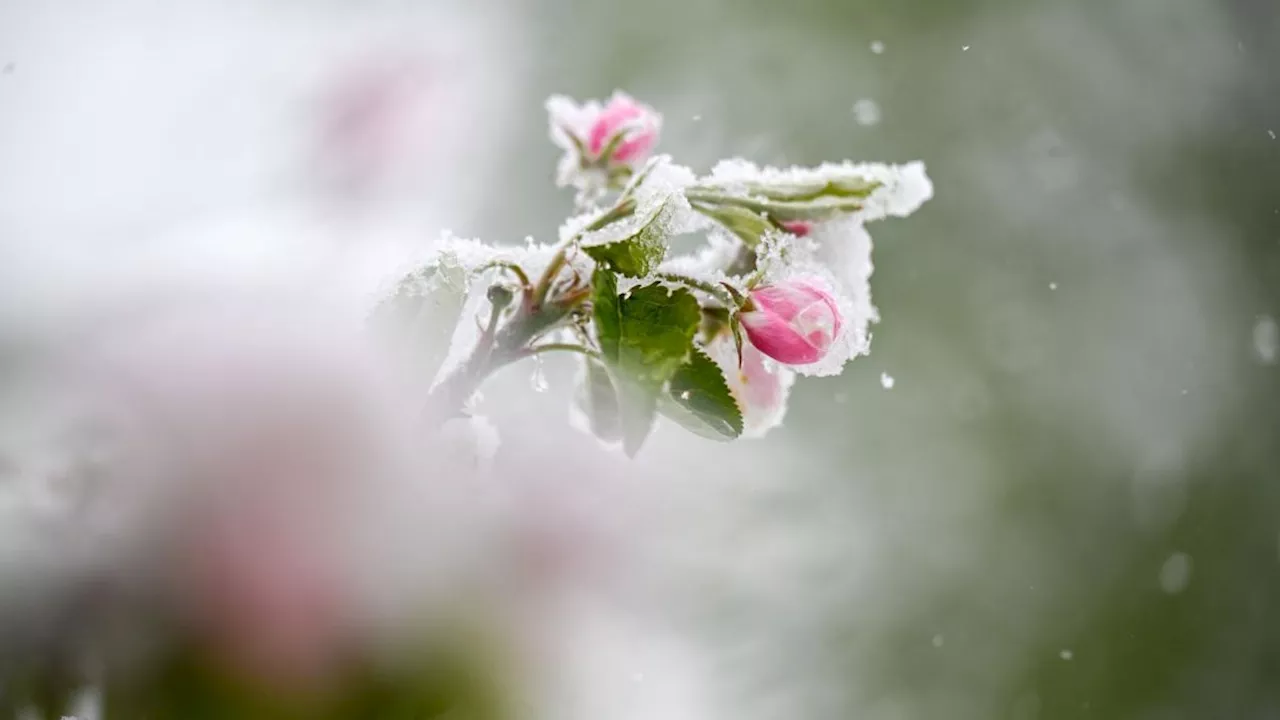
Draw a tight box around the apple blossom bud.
[739,279,843,365]
[585,93,660,167]
[547,92,662,189]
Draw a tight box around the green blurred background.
[477,0,1280,717]
[2,0,1278,717]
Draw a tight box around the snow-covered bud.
[585,93,660,167]
[739,279,843,365]
[547,92,662,190]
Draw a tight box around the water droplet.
[962,45,971,51]
[1253,315,1278,365]
[692,114,702,121]
[1159,552,1192,594]
[932,634,944,648]
[880,372,896,390]
[1049,282,1058,290]
[530,356,549,393]
[870,41,885,54]
[1059,649,1074,661]
[1269,130,1277,140]
[852,98,882,127]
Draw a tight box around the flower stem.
[531,250,568,310]
[425,306,565,424]
[424,189,642,425]
[531,196,637,310]
[478,260,531,289]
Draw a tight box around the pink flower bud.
[780,220,813,237]
[547,92,663,189]
[739,279,842,365]
[585,93,660,166]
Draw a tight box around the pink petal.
[740,310,823,364]
[611,128,657,164]
[738,344,784,410]
[780,220,813,237]
[587,98,645,155]
[742,279,843,365]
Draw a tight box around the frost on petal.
[756,231,874,378]
[546,94,598,153]
[705,337,795,438]
[588,93,656,156]
[547,92,662,191]
[741,280,842,365]
[546,94,601,189]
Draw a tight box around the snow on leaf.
[707,159,933,223]
[577,158,707,250]
[581,202,668,277]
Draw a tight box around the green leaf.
[685,188,873,223]
[575,358,623,444]
[748,176,883,202]
[661,348,743,441]
[689,201,774,247]
[591,267,621,361]
[582,202,669,277]
[592,273,701,456]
